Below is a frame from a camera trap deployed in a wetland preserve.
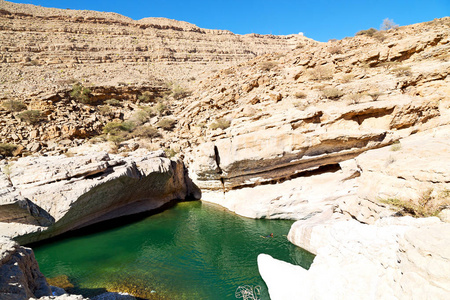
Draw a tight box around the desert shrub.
[308,65,334,81]
[390,141,401,151]
[380,18,399,31]
[130,110,149,125]
[391,66,412,77]
[348,92,364,104]
[322,88,343,100]
[368,91,382,101]
[138,91,155,103]
[105,98,121,106]
[328,45,342,55]
[2,100,26,112]
[259,61,278,72]
[164,148,177,158]
[157,118,176,131]
[103,121,135,135]
[17,110,42,124]
[0,143,17,156]
[356,28,378,36]
[98,105,113,116]
[155,102,167,116]
[167,82,191,100]
[131,125,160,139]
[294,91,307,99]
[210,118,231,130]
[372,31,387,42]
[340,73,354,83]
[70,83,92,104]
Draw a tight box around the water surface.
[32,201,314,299]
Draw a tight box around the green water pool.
[31,201,314,299]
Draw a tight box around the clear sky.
[7,0,450,42]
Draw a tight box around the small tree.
[381,18,398,31]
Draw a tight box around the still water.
[32,201,314,299]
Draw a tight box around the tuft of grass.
[70,83,92,104]
[157,118,176,131]
[130,125,160,139]
[0,143,18,157]
[17,110,42,124]
[138,91,155,103]
[348,92,364,105]
[210,118,231,130]
[259,61,278,72]
[155,102,167,116]
[294,91,307,99]
[3,100,26,112]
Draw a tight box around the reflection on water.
[32,201,314,299]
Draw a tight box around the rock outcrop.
[0,146,193,244]
[0,236,51,300]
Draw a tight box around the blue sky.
[8,0,450,42]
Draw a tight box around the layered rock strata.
[0,146,193,244]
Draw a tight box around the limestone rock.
[0,236,51,300]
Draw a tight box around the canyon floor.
[1,1,450,299]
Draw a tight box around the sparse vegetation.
[390,141,402,151]
[210,118,231,130]
[167,82,191,100]
[391,66,412,77]
[164,148,178,158]
[308,65,333,81]
[17,110,42,124]
[381,18,399,31]
[130,125,160,139]
[348,92,364,104]
[0,143,17,157]
[70,83,92,104]
[103,121,136,135]
[130,110,149,125]
[155,102,168,116]
[322,87,343,100]
[105,98,121,106]
[368,91,382,101]
[340,73,354,83]
[259,61,278,72]
[356,28,378,36]
[328,45,342,55]
[138,91,155,103]
[294,91,307,99]
[2,100,26,112]
[381,188,450,218]
[157,118,176,131]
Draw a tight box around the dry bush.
[356,28,378,36]
[155,102,168,116]
[259,61,278,72]
[348,92,364,104]
[138,91,155,103]
[308,65,334,81]
[131,125,160,139]
[328,45,343,55]
[322,87,343,100]
[17,110,42,124]
[2,100,26,112]
[157,118,176,131]
[0,143,17,157]
[340,73,354,83]
[368,91,382,101]
[294,91,307,99]
[391,66,412,77]
[380,18,399,31]
[390,141,401,151]
[210,118,231,130]
[105,99,121,106]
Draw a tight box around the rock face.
[0,146,192,244]
[260,216,450,300]
[0,236,51,300]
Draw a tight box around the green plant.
[157,118,176,131]
[130,110,149,125]
[138,91,155,103]
[2,100,26,112]
[322,88,343,100]
[0,143,17,157]
[105,99,121,106]
[210,118,231,130]
[103,121,136,135]
[70,83,92,104]
[164,148,177,158]
[17,110,42,124]
[98,105,113,116]
[171,84,191,100]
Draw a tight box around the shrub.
[390,141,401,151]
[348,92,364,104]
[308,65,333,81]
[259,61,278,72]
[380,18,399,31]
[391,66,412,77]
[138,91,155,103]
[103,121,135,134]
[155,102,167,116]
[2,100,26,112]
[17,110,42,124]
[70,83,92,104]
[294,91,307,99]
[0,143,17,156]
[328,45,342,55]
[157,118,176,131]
[340,73,354,83]
[210,118,231,130]
[131,125,160,139]
[105,98,121,106]
[98,105,113,116]
[368,91,382,101]
[164,148,177,158]
[356,28,378,36]
[171,85,191,100]
[130,110,149,125]
[322,88,343,100]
